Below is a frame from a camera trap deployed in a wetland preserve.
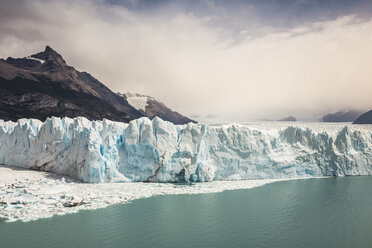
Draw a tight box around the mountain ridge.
[0,46,194,124]
[118,92,196,125]
[322,110,364,123]
[353,110,372,124]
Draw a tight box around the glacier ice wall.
[1,117,372,183]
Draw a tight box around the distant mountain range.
[261,110,371,123]
[321,110,364,123]
[1,46,370,125]
[278,116,297,122]
[0,46,195,124]
[353,110,372,124]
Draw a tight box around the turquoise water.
[1,177,372,248]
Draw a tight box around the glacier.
[0,117,372,183]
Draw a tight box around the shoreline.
[0,164,306,223]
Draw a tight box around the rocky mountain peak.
[45,45,54,53]
[5,45,67,70]
[0,46,195,124]
[31,45,67,68]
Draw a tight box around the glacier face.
[0,117,372,183]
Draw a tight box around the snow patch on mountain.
[125,93,149,112]
[25,56,45,64]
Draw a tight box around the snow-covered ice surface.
[1,117,372,183]
[0,164,289,222]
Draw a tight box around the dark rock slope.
[353,110,372,124]
[322,110,363,123]
[0,46,194,124]
[117,93,196,125]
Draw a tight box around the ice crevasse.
[0,117,372,183]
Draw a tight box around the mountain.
[322,110,364,123]
[278,116,297,122]
[117,93,196,125]
[0,46,194,124]
[353,110,372,124]
[259,116,297,122]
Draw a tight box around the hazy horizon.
[1,0,372,122]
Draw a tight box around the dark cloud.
[1,0,372,122]
[104,0,372,29]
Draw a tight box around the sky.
[0,0,372,122]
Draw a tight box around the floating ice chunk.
[0,164,293,222]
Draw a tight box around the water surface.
[1,177,372,248]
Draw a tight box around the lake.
[1,177,372,248]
